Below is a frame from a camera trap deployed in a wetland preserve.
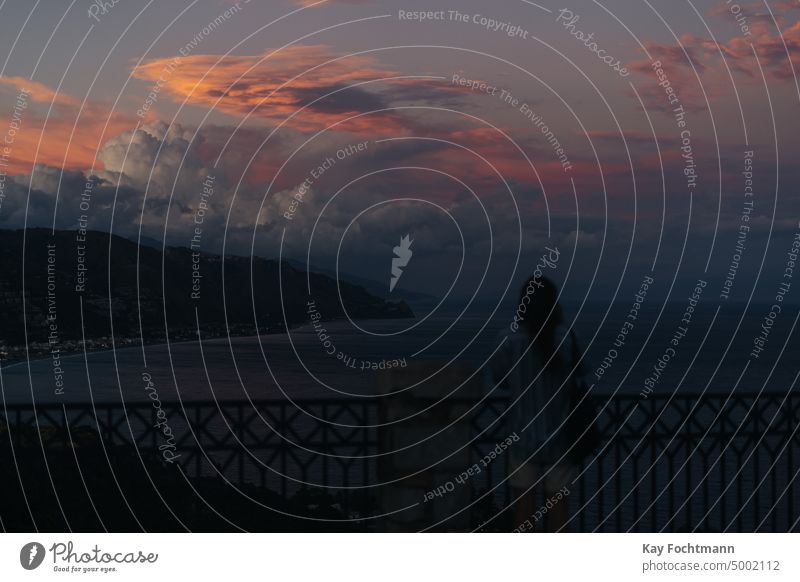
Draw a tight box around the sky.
[0,0,798,304]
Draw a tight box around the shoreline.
[0,314,416,371]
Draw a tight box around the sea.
[2,302,798,404]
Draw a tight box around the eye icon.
[20,543,46,570]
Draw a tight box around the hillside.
[0,228,413,348]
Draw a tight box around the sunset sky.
[0,0,798,302]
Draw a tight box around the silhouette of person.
[487,276,583,532]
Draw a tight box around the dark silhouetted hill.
[0,228,413,346]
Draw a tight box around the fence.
[2,391,798,531]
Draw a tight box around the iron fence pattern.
[3,391,798,531]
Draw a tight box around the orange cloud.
[0,77,136,175]
[0,76,80,107]
[132,45,412,135]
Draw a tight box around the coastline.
[0,314,414,371]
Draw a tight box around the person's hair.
[517,276,563,367]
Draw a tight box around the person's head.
[517,276,563,360]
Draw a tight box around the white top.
[485,325,582,464]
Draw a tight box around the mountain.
[283,259,439,312]
[126,235,437,311]
[0,229,413,346]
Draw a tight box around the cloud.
[627,41,721,114]
[132,45,417,135]
[585,129,655,144]
[0,76,137,174]
[630,15,800,86]
[96,121,208,198]
[0,76,80,107]
[709,1,799,29]
[712,19,800,80]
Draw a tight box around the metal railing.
[2,391,798,531]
